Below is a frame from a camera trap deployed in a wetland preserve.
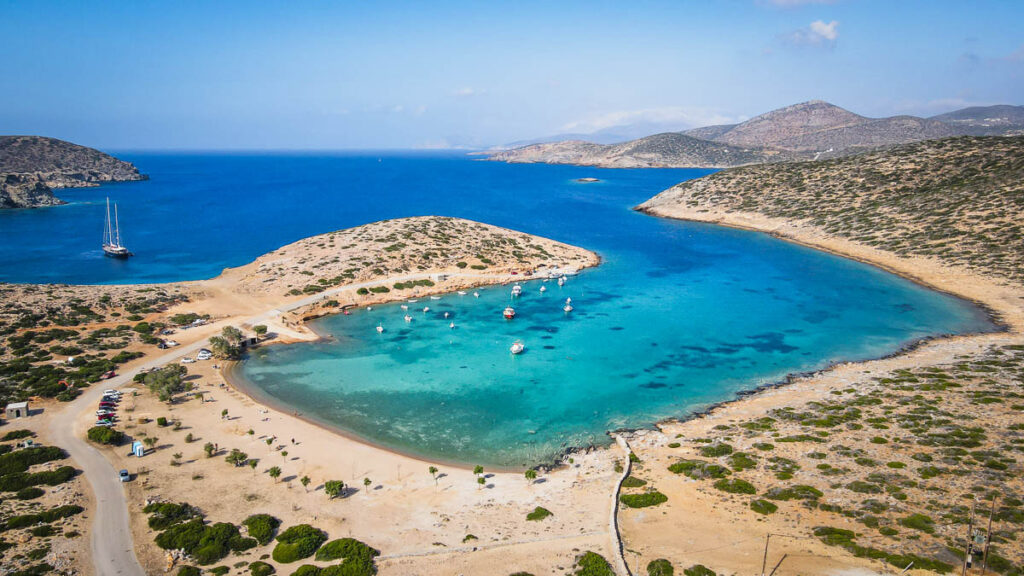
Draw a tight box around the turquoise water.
[0,153,992,467]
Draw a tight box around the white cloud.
[453,87,487,97]
[560,107,741,133]
[782,19,840,47]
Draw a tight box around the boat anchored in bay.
[102,198,132,259]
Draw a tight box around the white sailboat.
[102,198,132,258]
[376,323,384,334]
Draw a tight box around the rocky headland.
[0,135,147,208]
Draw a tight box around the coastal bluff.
[0,135,147,208]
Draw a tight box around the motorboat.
[503,307,516,319]
[422,306,430,313]
[430,296,441,300]
[566,297,572,304]
[539,286,546,293]
[443,312,449,318]
[376,324,384,334]
[449,322,455,329]
[510,342,525,354]
[458,291,467,295]
[563,304,573,313]
[404,315,413,323]
[473,292,480,298]
[557,276,565,286]
[511,285,522,297]
[401,304,408,310]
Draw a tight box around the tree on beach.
[266,438,273,450]
[221,408,229,420]
[222,325,244,344]
[325,480,345,499]
[204,442,215,458]
[254,325,268,340]
[363,477,371,496]
[281,451,288,460]
[428,466,438,485]
[525,469,537,485]
[249,459,259,475]
[268,466,282,482]
[473,465,484,476]
[143,437,158,452]
[477,476,485,490]
[226,448,248,467]
[144,364,188,403]
[300,476,311,492]
[210,334,242,360]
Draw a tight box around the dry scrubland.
[625,135,1024,576]
[641,136,1024,284]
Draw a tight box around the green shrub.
[177,567,202,576]
[713,478,756,494]
[87,426,125,445]
[668,459,730,479]
[0,466,76,491]
[899,513,935,534]
[728,452,757,471]
[647,558,674,576]
[1,429,33,442]
[765,485,822,501]
[620,491,668,508]
[846,481,882,494]
[272,524,327,563]
[145,502,200,530]
[243,514,281,546]
[0,445,66,475]
[621,476,647,488]
[573,551,614,576]
[750,499,778,515]
[526,506,553,521]
[211,568,231,576]
[16,487,45,500]
[682,565,716,576]
[290,567,321,576]
[157,416,169,427]
[699,443,733,457]
[250,561,276,576]
[314,538,380,562]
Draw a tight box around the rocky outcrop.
[488,133,807,168]
[0,135,147,208]
[930,104,1024,136]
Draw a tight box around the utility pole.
[761,534,772,576]
[981,497,997,576]
[962,501,976,576]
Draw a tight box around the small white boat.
[422,306,430,313]
[408,299,419,303]
[503,306,516,319]
[458,290,467,295]
[563,304,573,313]
[565,297,572,304]
[511,285,522,297]
[400,304,409,310]
[539,286,547,293]
[430,296,441,300]
[444,312,449,318]
[510,342,525,355]
[404,315,413,323]
[367,307,373,311]
[473,292,480,298]
[557,276,566,286]
[449,322,455,329]
[376,324,384,334]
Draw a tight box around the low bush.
[87,426,125,445]
[526,506,553,521]
[1,429,34,442]
[243,513,281,546]
[683,566,716,576]
[272,524,327,563]
[750,499,778,515]
[290,566,322,576]
[765,485,822,501]
[177,567,201,576]
[314,538,380,562]
[668,459,730,480]
[249,561,275,576]
[16,487,45,500]
[620,491,668,508]
[647,558,674,576]
[0,466,76,491]
[621,476,647,488]
[144,502,200,530]
[712,478,756,494]
[574,551,614,576]
[699,443,733,458]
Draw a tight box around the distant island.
[488,100,1024,168]
[0,135,147,209]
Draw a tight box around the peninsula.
[0,136,147,209]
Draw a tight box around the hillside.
[685,100,957,152]
[487,133,805,168]
[930,104,1024,136]
[0,136,146,208]
[639,136,1024,284]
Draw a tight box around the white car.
[166,340,180,347]
[196,350,213,361]
[181,357,196,364]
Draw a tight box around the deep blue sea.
[0,152,994,466]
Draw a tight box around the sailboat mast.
[114,203,121,247]
[104,198,112,245]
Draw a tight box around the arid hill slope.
[639,136,1024,283]
[0,135,146,208]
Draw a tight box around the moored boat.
[503,306,516,319]
[511,285,522,297]
[101,197,132,258]
[510,342,525,354]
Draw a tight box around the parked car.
[166,340,180,347]
[118,469,131,482]
[181,357,195,364]
[196,350,213,361]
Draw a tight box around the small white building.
[5,401,29,419]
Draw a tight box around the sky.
[0,0,1021,150]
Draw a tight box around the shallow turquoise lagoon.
[0,153,992,467]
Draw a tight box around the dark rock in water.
[0,135,147,209]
